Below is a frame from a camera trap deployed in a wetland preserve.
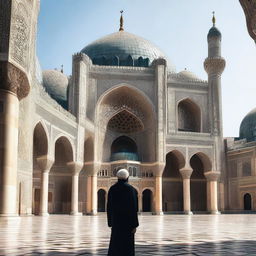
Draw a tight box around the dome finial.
[61,64,64,73]
[212,11,216,27]
[119,10,124,31]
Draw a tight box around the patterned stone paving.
[0,214,256,255]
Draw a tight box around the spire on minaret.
[61,64,64,73]
[212,11,216,27]
[119,10,124,31]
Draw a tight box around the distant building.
[0,1,230,216]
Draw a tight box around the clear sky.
[37,0,256,138]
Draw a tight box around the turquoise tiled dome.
[239,108,256,142]
[81,31,174,69]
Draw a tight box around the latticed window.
[108,110,143,133]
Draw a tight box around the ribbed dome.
[42,70,68,108]
[207,26,222,40]
[81,31,174,70]
[239,108,256,142]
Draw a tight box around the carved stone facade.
[0,2,230,216]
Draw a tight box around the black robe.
[107,179,139,256]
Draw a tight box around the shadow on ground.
[1,240,256,256]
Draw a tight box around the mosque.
[0,0,255,216]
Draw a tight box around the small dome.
[42,70,68,108]
[81,30,175,71]
[174,69,203,82]
[207,26,221,40]
[239,108,256,142]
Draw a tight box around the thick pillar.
[0,91,19,216]
[37,156,54,216]
[205,171,220,214]
[68,162,83,215]
[179,168,193,215]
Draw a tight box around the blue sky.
[37,0,256,137]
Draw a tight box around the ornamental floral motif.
[10,3,30,69]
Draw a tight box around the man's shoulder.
[125,183,137,192]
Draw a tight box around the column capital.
[204,171,220,181]
[67,161,83,175]
[0,62,30,100]
[179,167,193,179]
[36,155,54,172]
[154,162,165,177]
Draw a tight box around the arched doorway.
[32,122,48,215]
[162,150,185,212]
[98,189,106,212]
[142,189,152,212]
[190,153,209,212]
[244,193,252,210]
[178,99,201,132]
[50,136,73,214]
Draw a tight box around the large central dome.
[81,31,171,68]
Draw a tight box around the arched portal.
[190,153,210,212]
[97,85,156,163]
[244,193,252,210]
[97,189,106,212]
[50,136,74,214]
[178,99,201,132]
[162,150,185,212]
[32,122,48,215]
[142,189,152,212]
[111,136,139,161]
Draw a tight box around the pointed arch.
[177,98,201,132]
[33,121,49,158]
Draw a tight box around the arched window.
[178,99,201,132]
[133,167,137,177]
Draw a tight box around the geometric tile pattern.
[0,214,256,255]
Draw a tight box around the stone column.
[154,163,165,215]
[138,193,142,213]
[154,176,163,215]
[179,168,193,215]
[86,176,92,214]
[205,171,220,214]
[86,174,97,215]
[37,156,54,216]
[0,90,19,216]
[91,175,97,215]
[68,162,83,215]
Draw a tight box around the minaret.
[204,13,226,214]
[204,12,226,137]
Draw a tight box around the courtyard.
[0,214,255,255]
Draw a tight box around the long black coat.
[107,179,139,256]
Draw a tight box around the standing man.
[107,169,139,256]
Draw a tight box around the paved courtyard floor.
[0,214,255,255]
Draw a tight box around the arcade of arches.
[32,122,219,215]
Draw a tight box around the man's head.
[116,168,129,181]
